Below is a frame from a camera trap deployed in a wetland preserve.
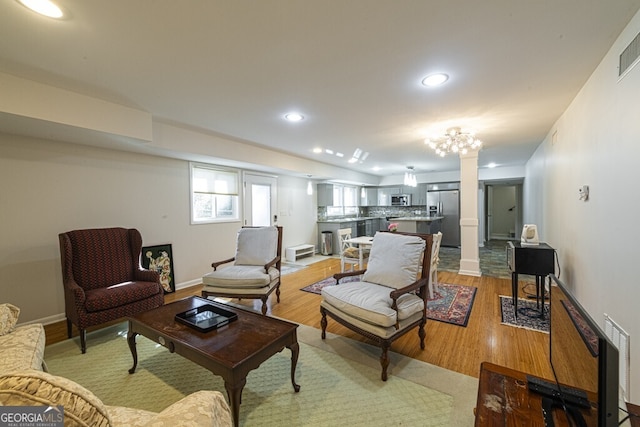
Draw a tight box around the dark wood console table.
[507,241,555,318]
[475,362,597,426]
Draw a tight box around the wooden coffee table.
[127,296,300,426]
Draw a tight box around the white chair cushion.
[234,227,278,266]
[202,266,279,288]
[362,232,425,289]
[321,281,424,328]
[320,300,424,339]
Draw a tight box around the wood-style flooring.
[45,257,554,381]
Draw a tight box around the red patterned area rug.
[302,278,476,327]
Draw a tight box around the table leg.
[127,330,138,374]
[288,342,301,392]
[225,377,246,427]
[511,272,518,319]
[539,276,547,320]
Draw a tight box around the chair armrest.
[264,255,281,272]
[389,277,429,299]
[333,270,366,282]
[134,268,160,283]
[63,278,86,306]
[389,277,429,329]
[211,258,235,270]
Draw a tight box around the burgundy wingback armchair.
[59,227,164,353]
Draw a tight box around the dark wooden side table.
[475,362,597,426]
[507,241,555,318]
[127,296,300,427]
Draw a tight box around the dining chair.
[337,228,368,272]
[428,231,443,299]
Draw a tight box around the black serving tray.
[175,304,238,332]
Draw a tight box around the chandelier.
[425,127,482,157]
[403,166,417,187]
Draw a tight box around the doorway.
[484,180,523,242]
[243,173,278,226]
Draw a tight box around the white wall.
[524,10,640,401]
[490,186,516,238]
[0,133,317,325]
[276,175,319,250]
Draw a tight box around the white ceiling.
[1,0,639,178]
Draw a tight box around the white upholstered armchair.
[201,226,283,315]
[320,231,433,381]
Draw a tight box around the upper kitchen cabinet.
[407,183,427,205]
[317,183,334,206]
[377,186,401,206]
[360,187,378,206]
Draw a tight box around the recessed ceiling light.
[336,152,344,157]
[487,162,497,168]
[325,149,334,155]
[284,112,304,122]
[313,147,322,154]
[18,0,63,18]
[422,73,449,87]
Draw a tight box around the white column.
[458,149,481,276]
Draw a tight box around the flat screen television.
[543,274,620,426]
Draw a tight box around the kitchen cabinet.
[377,187,401,206]
[343,221,357,236]
[407,183,427,205]
[360,187,378,206]
[377,189,389,206]
[317,183,334,206]
[365,219,379,236]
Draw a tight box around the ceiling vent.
[619,31,640,77]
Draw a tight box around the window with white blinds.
[190,163,240,224]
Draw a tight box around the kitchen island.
[392,216,443,234]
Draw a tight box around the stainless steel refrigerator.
[427,183,460,247]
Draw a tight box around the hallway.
[439,240,515,279]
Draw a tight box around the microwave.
[391,194,411,206]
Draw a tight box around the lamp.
[404,166,417,188]
[425,127,482,157]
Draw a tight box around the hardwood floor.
[45,258,554,380]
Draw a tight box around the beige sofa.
[0,304,232,427]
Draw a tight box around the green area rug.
[45,323,477,426]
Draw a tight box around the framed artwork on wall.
[141,243,175,293]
